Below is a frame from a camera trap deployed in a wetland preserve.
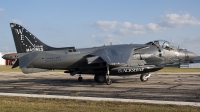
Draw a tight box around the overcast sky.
[1,0,200,55]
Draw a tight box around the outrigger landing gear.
[106,64,112,85]
[78,74,83,82]
[140,73,151,82]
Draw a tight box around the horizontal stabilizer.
[12,59,19,68]
[19,51,42,68]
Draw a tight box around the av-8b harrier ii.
[2,23,197,85]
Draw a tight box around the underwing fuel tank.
[110,65,164,75]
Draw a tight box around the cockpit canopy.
[146,40,171,49]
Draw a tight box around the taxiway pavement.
[0,72,200,103]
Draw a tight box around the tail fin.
[10,23,75,53]
[10,23,54,53]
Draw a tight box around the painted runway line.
[0,92,200,107]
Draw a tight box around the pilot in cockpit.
[154,41,160,46]
[146,40,172,50]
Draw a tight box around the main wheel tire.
[94,75,98,82]
[140,73,148,82]
[106,79,112,85]
[78,77,83,82]
[94,75,106,83]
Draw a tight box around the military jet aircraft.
[2,23,197,85]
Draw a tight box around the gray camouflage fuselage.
[2,23,197,83]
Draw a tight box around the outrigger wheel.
[78,76,83,82]
[106,79,112,85]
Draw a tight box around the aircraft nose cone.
[186,51,198,61]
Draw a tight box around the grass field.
[156,66,200,72]
[1,65,200,72]
[0,96,199,112]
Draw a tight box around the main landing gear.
[140,73,151,82]
[94,75,106,83]
[94,75,112,85]
[94,64,112,85]
[77,64,112,85]
[77,67,150,84]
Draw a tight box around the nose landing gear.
[140,73,151,82]
[106,64,112,85]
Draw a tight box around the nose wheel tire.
[140,73,150,82]
[106,79,112,85]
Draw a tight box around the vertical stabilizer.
[10,23,54,53]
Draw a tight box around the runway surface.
[0,72,200,103]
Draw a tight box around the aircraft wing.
[88,45,149,64]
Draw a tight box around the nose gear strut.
[106,64,112,85]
